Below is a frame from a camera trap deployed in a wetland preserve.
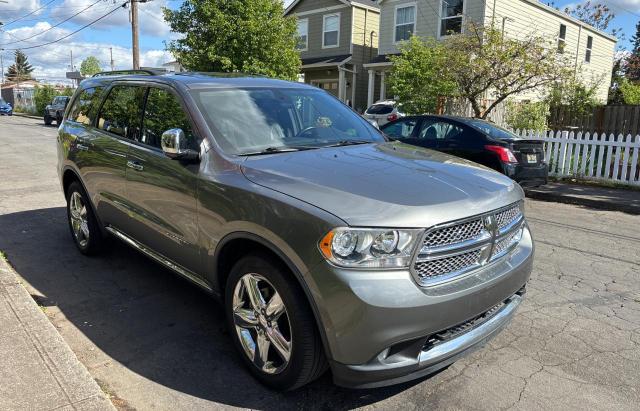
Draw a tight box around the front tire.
[44,114,52,125]
[66,181,104,255]
[225,254,327,390]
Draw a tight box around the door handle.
[126,160,144,171]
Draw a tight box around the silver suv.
[57,73,533,390]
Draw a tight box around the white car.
[364,100,404,126]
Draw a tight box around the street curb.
[12,112,43,120]
[0,254,115,410]
[525,189,640,215]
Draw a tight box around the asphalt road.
[1,115,639,410]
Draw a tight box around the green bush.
[34,85,59,116]
[619,79,640,105]
[505,101,549,132]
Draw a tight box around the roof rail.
[92,69,163,78]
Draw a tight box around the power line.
[1,0,58,27]
[0,0,105,47]
[2,2,128,51]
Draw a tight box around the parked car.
[0,98,12,116]
[363,100,404,126]
[44,96,70,125]
[381,115,548,187]
[57,73,533,390]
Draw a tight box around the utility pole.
[130,0,140,70]
[70,50,75,86]
[110,47,115,71]
[0,50,4,96]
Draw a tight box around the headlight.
[319,228,423,269]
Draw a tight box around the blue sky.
[0,0,638,85]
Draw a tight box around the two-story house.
[364,0,617,107]
[285,0,380,112]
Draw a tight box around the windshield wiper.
[238,146,316,157]
[325,140,372,148]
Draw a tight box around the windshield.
[0,98,6,105]
[190,87,383,155]
[464,119,517,140]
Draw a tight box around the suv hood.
[241,142,523,228]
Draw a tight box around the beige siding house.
[365,0,617,106]
[285,0,380,112]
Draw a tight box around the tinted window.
[97,86,146,140]
[142,88,194,149]
[366,104,394,115]
[68,87,103,125]
[382,118,418,139]
[418,120,464,141]
[191,88,381,155]
[464,119,516,140]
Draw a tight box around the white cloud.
[0,0,45,22]
[51,0,173,37]
[1,22,171,85]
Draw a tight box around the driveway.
[1,115,638,410]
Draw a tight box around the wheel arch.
[61,166,107,235]
[213,232,333,360]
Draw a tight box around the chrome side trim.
[105,226,212,292]
[419,294,522,366]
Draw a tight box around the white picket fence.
[514,130,640,186]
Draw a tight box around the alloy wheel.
[69,191,90,248]
[232,273,292,374]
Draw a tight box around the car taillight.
[387,113,398,122]
[485,145,518,163]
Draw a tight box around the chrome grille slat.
[413,203,524,287]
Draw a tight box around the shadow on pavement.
[0,207,426,409]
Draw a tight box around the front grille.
[423,301,506,350]
[423,218,485,248]
[493,228,523,258]
[413,202,524,287]
[496,205,522,230]
[414,249,483,280]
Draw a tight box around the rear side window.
[418,120,464,141]
[67,87,103,125]
[366,104,394,115]
[382,118,418,139]
[141,87,195,149]
[97,85,146,140]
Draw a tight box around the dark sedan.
[381,115,548,187]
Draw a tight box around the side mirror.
[161,128,199,161]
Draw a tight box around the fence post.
[579,132,589,177]
[558,131,570,176]
[631,135,640,185]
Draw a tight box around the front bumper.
[307,226,533,388]
[331,290,524,388]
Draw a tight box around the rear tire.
[224,253,327,391]
[65,181,104,255]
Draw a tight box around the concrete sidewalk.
[525,181,640,215]
[0,255,114,411]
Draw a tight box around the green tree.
[163,0,300,80]
[388,36,457,114]
[619,79,640,104]
[5,50,34,82]
[505,101,549,132]
[626,22,640,83]
[33,85,59,116]
[79,56,102,76]
[445,24,572,118]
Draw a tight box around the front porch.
[363,55,393,107]
[300,55,357,107]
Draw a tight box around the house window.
[296,19,308,50]
[557,24,567,54]
[323,13,340,48]
[585,35,593,63]
[440,0,464,37]
[395,4,416,43]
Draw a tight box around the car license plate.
[526,154,537,163]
